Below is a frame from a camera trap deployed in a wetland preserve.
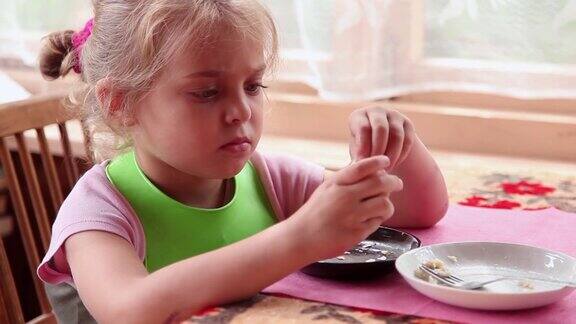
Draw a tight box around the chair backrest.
[0,94,93,323]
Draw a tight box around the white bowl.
[395,242,576,310]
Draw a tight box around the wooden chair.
[0,94,92,323]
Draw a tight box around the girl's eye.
[189,89,219,100]
[245,83,268,95]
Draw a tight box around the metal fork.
[418,265,576,290]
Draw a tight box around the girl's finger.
[349,111,372,161]
[357,194,395,222]
[397,121,415,166]
[367,112,389,157]
[384,118,405,170]
[361,216,387,235]
[347,172,403,199]
[335,155,389,185]
[348,136,355,162]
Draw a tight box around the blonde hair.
[38,0,279,161]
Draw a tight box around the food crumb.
[447,256,458,263]
[414,268,439,284]
[424,259,446,270]
[344,251,351,255]
[377,256,387,261]
[518,280,534,289]
[415,259,451,282]
[336,256,345,260]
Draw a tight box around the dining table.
[181,152,576,324]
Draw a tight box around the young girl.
[37,1,448,322]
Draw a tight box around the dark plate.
[300,227,421,280]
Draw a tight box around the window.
[0,0,91,66]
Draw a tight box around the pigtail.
[38,30,77,80]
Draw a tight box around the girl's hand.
[348,106,416,171]
[286,156,403,260]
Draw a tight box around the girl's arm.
[384,136,448,227]
[347,107,448,228]
[66,156,402,323]
[67,222,307,323]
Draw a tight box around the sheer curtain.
[0,0,91,66]
[263,0,576,101]
[0,0,91,102]
[3,0,576,102]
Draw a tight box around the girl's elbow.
[419,199,449,228]
[397,195,449,229]
[107,293,210,323]
[417,183,450,227]
[97,295,171,324]
[98,302,148,324]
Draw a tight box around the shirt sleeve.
[251,151,325,221]
[37,163,145,285]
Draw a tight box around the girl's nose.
[225,93,252,124]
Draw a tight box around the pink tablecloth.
[264,204,576,324]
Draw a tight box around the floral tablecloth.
[184,164,575,323]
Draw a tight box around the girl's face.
[132,34,267,179]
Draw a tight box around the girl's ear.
[95,78,136,126]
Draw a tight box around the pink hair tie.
[71,18,94,74]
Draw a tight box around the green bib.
[106,151,277,272]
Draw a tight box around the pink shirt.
[37,151,324,285]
